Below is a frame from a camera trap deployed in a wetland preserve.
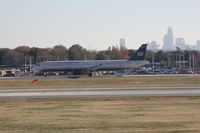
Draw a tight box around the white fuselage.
[32,60,149,73]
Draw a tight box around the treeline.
[0,44,200,69]
[0,44,129,66]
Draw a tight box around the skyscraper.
[120,38,126,50]
[162,27,174,51]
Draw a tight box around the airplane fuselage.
[33,60,149,72]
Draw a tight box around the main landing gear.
[88,73,93,77]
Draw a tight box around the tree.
[15,46,31,56]
[50,45,68,60]
[85,51,97,60]
[154,50,168,62]
[96,51,108,60]
[110,46,121,60]
[120,50,129,60]
[128,49,136,59]
[68,44,86,60]
[37,48,51,57]
[3,49,22,66]
[0,48,9,65]
[28,47,40,64]
[145,51,155,62]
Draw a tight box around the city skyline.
[0,0,200,50]
[148,27,200,51]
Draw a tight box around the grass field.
[0,97,200,133]
[1,76,200,132]
[0,76,200,89]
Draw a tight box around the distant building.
[147,41,159,52]
[176,38,185,46]
[196,40,200,51]
[120,38,126,50]
[162,27,174,51]
[176,38,186,50]
[183,44,196,51]
[190,45,196,50]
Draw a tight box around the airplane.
[32,44,149,76]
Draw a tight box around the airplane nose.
[32,66,40,73]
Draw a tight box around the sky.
[0,0,200,50]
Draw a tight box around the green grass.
[0,76,200,89]
[0,97,200,133]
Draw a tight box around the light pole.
[2,56,4,66]
[152,53,155,73]
[30,57,32,76]
[25,55,27,72]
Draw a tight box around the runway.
[0,87,200,98]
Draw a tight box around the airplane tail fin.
[129,44,147,60]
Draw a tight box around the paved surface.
[0,87,200,98]
[1,74,200,80]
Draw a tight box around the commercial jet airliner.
[32,44,149,76]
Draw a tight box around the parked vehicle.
[178,69,194,74]
[4,70,16,77]
[0,70,6,77]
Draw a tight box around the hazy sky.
[0,0,200,50]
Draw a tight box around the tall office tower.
[196,40,200,51]
[176,38,186,50]
[162,27,174,51]
[120,38,126,50]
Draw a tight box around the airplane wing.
[85,64,103,72]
